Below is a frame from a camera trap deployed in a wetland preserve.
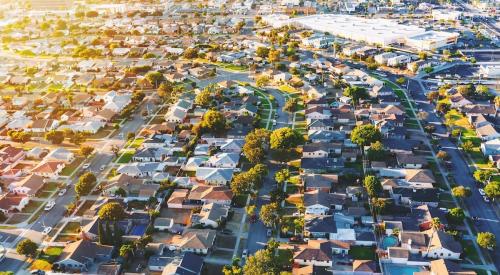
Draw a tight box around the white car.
[42,227,52,235]
[478,188,485,196]
[483,196,490,203]
[100,165,106,171]
[44,200,55,211]
[82,163,90,170]
[272,120,277,126]
[242,249,248,259]
[58,189,67,196]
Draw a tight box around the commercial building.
[405,31,459,51]
[263,14,459,50]
[375,52,397,65]
[432,9,462,21]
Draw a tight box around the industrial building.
[263,14,459,51]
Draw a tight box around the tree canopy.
[75,172,96,196]
[351,124,382,147]
[16,239,38,257]
[270,127,303,151]
[364,175,382,198]
[98,202,126,221]
[44,130,65,144]
[451,186,471,198]
[243,128,270,164]
[200,110,226,134]
[477,232,496,250]
[260,202,280,228]
[343,86,368,104]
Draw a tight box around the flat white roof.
[264,14,458,47]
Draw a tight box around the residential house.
[206,153,240,168]
[192,203,229,228]
[0,194,30,215]
[45,148,75,164]
[54,240,113,272]
[31,161,65,179]
[161,252,204,275]
[293,240,337,267]
[195,168,234,185]
[167,189,190,209]
[303,190,347,215]
[301,158,344,173]
[170,229,216,254]
[8,174,45,197]
[187,185,233,206]
[303,174,338,192]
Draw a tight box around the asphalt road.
[405,75,500,270]
[0,99,156,273]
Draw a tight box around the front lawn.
[126,138,145,149]
[116,149,135,163]
[61,156,85,176]
[349,246,376,260]
[30,246,63,271]
[61,222,81,234]
[21,201,43,213]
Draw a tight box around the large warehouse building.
[263,14,459,51]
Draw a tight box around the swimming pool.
[381,235,398,249]
[384,264,425,275]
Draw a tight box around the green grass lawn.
[278,84,297,94]
[61,222,81,234]
[349,246,376,260]
[126,138,145,149]
[116,149,135,163]
[61,157,85,176]
[22,201,43,214]
[461,240,481,264]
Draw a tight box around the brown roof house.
[31,161,65,179]
[169,229,216,254]
[8,174,45,197]
[54,240,113,272]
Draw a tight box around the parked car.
[58,189,67,196]
[82,163,90,169]
[483,196,490,203]
[242,249,248,259]
[42,226,52,235]
[478,188,485,196]
[266,229,272,237]
[44,200,56,211]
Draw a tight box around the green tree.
[260,202,280,228]
[367,141,386,161]
[343,86,368,105]
[283,98,298,112]
[44,130,65,144]
[98,220,106,245]
[484,181,499,199]
[98,202,126,221]
[427,91,439,102]
[451,186,471,198]
[16,239,38,257]
[157,82,173,99]
[275,169,290,184]
[243,246,279,275]
[270,127,303,151]
[268,49,281,63]
[183,48,199,59]
[79,145,94,157]
[256,47,270,58]
[200,110,226,134]
[475,85,489,96]
[351,124,382,147]
[119,244,134,259]
[75,172,96,196]
[461,140,474,152]
[447,207,465,224]
[195,88,212,107]
[113,221,122,246]
[223,258,243,275]
[243,128,270,164]
[477,232,496,250]
[256,75,270,87]
[145,71,164,88]
[364,175,382,198]
[473,169,493,183]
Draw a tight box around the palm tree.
[425,218,441,256]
